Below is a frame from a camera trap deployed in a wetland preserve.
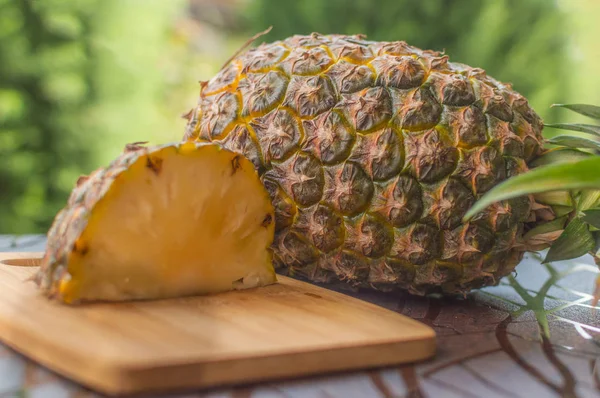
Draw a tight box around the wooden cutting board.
[0,252,436,396]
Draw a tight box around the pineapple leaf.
[529,147,591,168]
[523,215,567,240]
[553,205,575,218]
[547,135,600,151]
[577,190,600,211]
[464,157,600,220]
[581,209,600,229]
[551,104,600,120]
[533,191,573,207]
[543,218,594,263]
[544,123,600,137]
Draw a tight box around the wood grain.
[0,252,436,396]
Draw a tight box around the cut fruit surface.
[35,142,276,304]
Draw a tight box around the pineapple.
[34,142,276,304]
[182,33,552,296]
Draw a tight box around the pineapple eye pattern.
[326,61,375,94]
[239,71,289,116]
[186,34,545,296]
[372,55,426,89]
[251,109,301,163]
[340,86,393,132]
[284,75,337,117]
[302,111,355,165]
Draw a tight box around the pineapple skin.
[35,143,152,302]
[35,141,277,304]
[183,33,548,296]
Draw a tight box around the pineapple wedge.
[34,142,277,304]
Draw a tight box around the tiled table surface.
[0,235,599,398]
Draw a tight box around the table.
[0,235,598,398]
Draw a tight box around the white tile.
[26,382,77,398]
[275,374,385,398]
[0,355,25,394]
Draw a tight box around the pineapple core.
[36,143,276,304]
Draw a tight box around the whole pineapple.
[183,33,549,296]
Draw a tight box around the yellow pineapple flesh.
[34,142,276,304]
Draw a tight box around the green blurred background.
[1,0,599,234]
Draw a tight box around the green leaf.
[577,190,600,211]
[529,148,591,168]
[547,135,600,151]
[523,215,567,240]
[552,104,600,120]
[533,190,573,207]
[544,123,600,137]
[581,209,600,229]
[463,157,600,220]
[543,217,594,263]
[553,205,575,218]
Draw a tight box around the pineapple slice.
[34,142,277,304]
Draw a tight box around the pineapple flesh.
[183,33,550,296]
[35,142,276,304]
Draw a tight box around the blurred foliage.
[242,0,568,126]
[0,0,98,234]
[0,0,189,234]
[562,0,600,108]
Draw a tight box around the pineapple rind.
[183,33,550,296]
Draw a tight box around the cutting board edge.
[53,333,436,396]
[0,316,435,396]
